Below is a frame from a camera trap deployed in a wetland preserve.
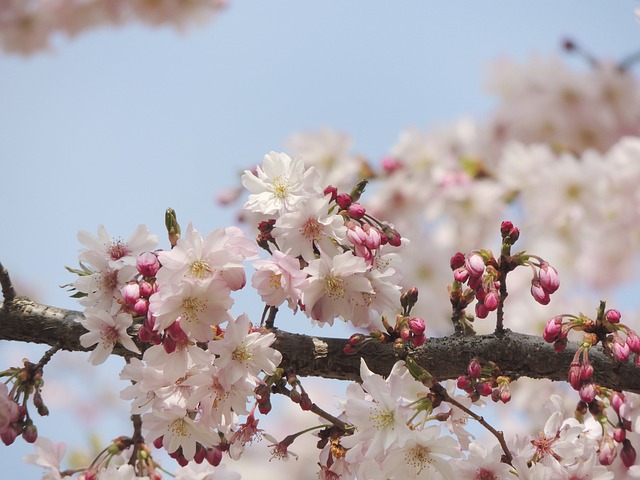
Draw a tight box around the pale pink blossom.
[251,250,306,310]
[79,308,140,365]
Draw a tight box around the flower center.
[369,407,394,430]
[477,468,497,480]
[232,345,253,362]
[188,260,213,279]
[100,326,119,348]
[301,218,322,241]
[182,297,205,323]
[272,176,290,199]
[169,418,189,438]
[269,272,283,289]
[405,445,430,474]
[324,276,345,299]
[109,239,129,260]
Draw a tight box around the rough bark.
[1,296,639,393]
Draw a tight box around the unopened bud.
[336,193,352,210]
[457,375,472,391]
[465,253,485,278]
[621,439,637,468]
[349,179,368,203]
[347,203,366,220]
[605,309,621,324]
[165,208,181,248]
[137,252,160,277]
[22,423,38,443]
[599,437,617,466]
[579,382,597,403]
[400,287,419,311]
[468,358,482,378]
[614,427,626,443]
[206,447,223,467]
[324,185,338,202]
[539,263,559,294]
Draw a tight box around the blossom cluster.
[0,0,226,55]
[242,151,404,332]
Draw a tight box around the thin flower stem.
[0,261,16,303]
[128,414,144,466]
[441,388,513,465]
[34,342,62,372]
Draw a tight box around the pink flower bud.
[120,282,140,306]
[139,280,154,298]
[475,302,489,319]
[484,290,499,311]
[465,253,485,278]
[530,279,550,305]
[450,252,466,270]
[457,375,472,390]
[605,309,621,324]
[163,335,177,354]
[193,445,205,464]
[137,252,160,277]
[611,392,625,414]
[347,203,366,220]
[627,331,640,354]
[500,387,511,403]
[554,337,568,352]
[468,358,482,379]
[621,439,637,468]
[400,327,411,340]
[324,185,338,202]
[568,362,582,390]
[599,437,617,466]
[166,320,188,341]
[580,362,594,382]
[613,427,626,443]
[543,317,563,343]
[453,267,469,283]
[412,334,426,347]
[153,436,164,449]
[384,227,402,247]
[539,262,559,294]
[300,393,313,411]
[408,317,425,335]
[134,298,149,316]
[612,338,630,362]
[22,423,38,443]
[579,382,597,403]
[0,425,18,446]
[475,382,492,397]
[336,193,352,209]
[381,156,404,174]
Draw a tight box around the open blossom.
[207,313,282,387]
[79,308,140,365]
[142,405,215,461]
[23,436,70,480]
[251,250,306,310]
[300,251,374,325]
[342,359,413,459]
[242,151,320,217]
[272,195,347,262]
[149,278,233,342]
[175,462,241,480]
[77,224,158,269]
[156,223,258,291]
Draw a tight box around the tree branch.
[1,297,639,393]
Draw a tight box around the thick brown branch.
[1,297,640,393]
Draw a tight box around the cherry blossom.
[79,308,140,365]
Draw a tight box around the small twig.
[0,261,16,303]
[128,414,144,466]
[439,386,513,465]
[265,306,278,330]
[495,259,508,335]
[34,342,62,372]
[272,382,352,434]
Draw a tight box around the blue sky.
[0,1,638,478]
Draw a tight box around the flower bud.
[457,375,472,391]
[412,333,426,347]
[568,361,582,390]
[381,156,404,174]
[347,203,366,220]
[626,331,640,354]
[579,382,597,403]
[554,337,568,352]
[605,309,621,324]
[450,252,466,270]
[465,253,485,278]
[336,193,352,209]
[530,279,550,305]
[120,282,140,306]
[193,445,205,464]
[484,290,499,311]
[543,317,563,343]
[400,287,419,311]
[300,393,313,411]
[613,427,626,443]
[610,391,625,414]
[612,338,630,363]
[22,423,38,443]
[621,439,637,468]
[137,252,160,277]
[475,302,489,319]
[599,437,617,466]
[575,400,588,416]
[580,362,594,382]
[134,298,149,316]
[538,263,559,294]
[323,185,338,202]
[384,227,402,247]
[453,267,469,283]
[468,358,482,379]
[408,317,425,335]
[475,382,492,397]
[139,280,154,298]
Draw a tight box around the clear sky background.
[0,2,638,478]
